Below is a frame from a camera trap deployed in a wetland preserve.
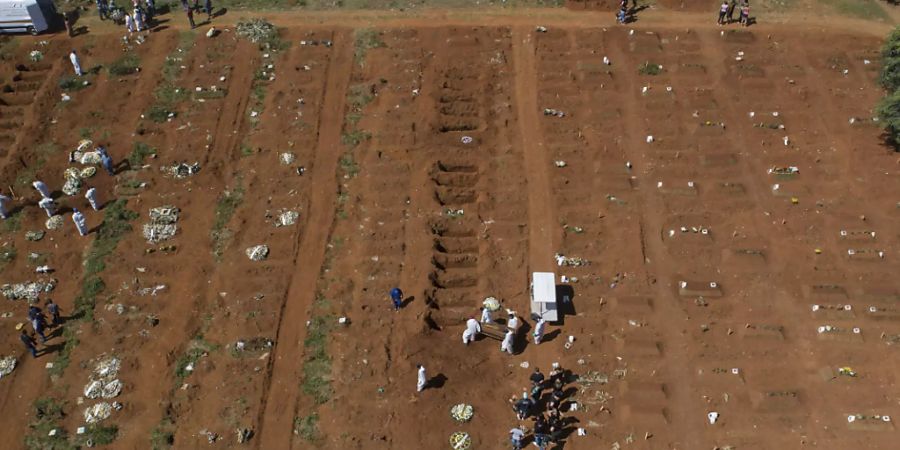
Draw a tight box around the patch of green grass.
[0,245,16,267]
[638,61,662,75]
[293,413,319,442]
[0,37,19,61]
[24,398,74,450]
[76,425,118,446]
[353,29,384,66]
[150,419,175,450]
[129,142,157,167]
[1,209,23,234]
[339,153,360,178]
[108,53,141,77]
[301,314,334,404]
[146,105,173,123]
[818,0,888,20]
[347,83,374,110]
[193,89,228,100]
[58,75,91,91]
[240,144,254,157]
[52,199,136,375]
[341,130,371,147]
[175,337,217,382]
[79,127,94,139]
[211,183,245,259]
[155,83,189,106]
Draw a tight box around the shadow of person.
[541,329,562,343]
[401,296,415,308]
[429,373,448,389]
[39,341,65,357]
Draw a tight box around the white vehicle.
[530,272,558,322]
[0,0,58,35]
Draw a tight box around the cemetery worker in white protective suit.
[533,318,547,345]
[33,180,51,199]
[69,50,83,76]
[85,187,101,211]
[480,306,493,324]
[72,209,88,236]
[38,197,57,218]
[416,364,427,392]
[462,317,481,345]
[507,311,520,333]
[0,191,10,219]
[501,330,515,355]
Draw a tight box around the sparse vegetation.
[878,26,900,150]
[301,314,334,404]
[24,398,73,450]
[638,61,663,75]
[354,29,385,65]
[52,200,137,376]
[58,75,90,91]
[339,153,360,178]
[129,142,157,167]
[341,129,371,147]
[150,419,176,450]
[211,183,245,259]
[294,413,320,442]
[76,425,119,446]
[108,53,141,77]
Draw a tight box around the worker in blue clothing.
[20,328,38,358]
[46,299,61,327]
[390,287,403,311]
[97,146,115,176]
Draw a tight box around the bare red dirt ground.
[1,6,899,450]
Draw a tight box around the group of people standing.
[718,0,751,27]
[19,301,62,358]
[509,365,573,450]
[95,0,215,33]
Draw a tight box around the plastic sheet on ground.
[84,402,112,424]
[144,206,180,244]
[275,210,299,227]
[0,355,16,378]
[94,356,121,380]
[25,231,45,241]
[235,18,276,44]
[246,245,269,261]
[165,162,201,178]
[280,153,296,165]
[1,279,57,300]
[46,215,64,230]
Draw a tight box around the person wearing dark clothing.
[514,398,533,420]
[46,300,60,327]
[726,0,736,23]
[20,329,38,358]
[27,306,42,322]
[530,368,545,388]
[552,388,565,404]
[146,0,155,20]
[390,287,403,311]
[533,415,550,450]
[96,0,107,19]
[187,8,196,28]
[205,0,212,18]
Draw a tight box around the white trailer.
[0,0,58,35]
[530,272,558,322]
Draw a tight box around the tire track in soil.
[255,28,353,449]
[605,31,700,449]
[512,27,556,273]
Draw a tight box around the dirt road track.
[513,27,557,273]
[255,28,354,449]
